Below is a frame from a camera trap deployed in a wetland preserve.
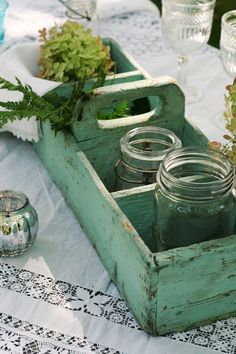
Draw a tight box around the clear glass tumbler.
[161,0,216,102]
[115,126,182,190]
[154,147,235,251]
[0,191,39,256]
[220,10,236,78]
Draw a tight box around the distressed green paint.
[73,78,185,191]
[35,117,236,334]
[33,46,236,335]
[155,236,236,333]
[113,185,156,252]
[113,185,236,333]
[34,122,158,333]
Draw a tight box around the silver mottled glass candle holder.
[0,191,38,256]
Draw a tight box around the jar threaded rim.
[157,147,234,201]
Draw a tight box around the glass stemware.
[220,10,236,78]
[161,0,216,103]
[59,0,98,32]
[215,10,236,128]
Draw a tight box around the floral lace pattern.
[168,319,236,353]
[0,11,164,59]
[99,11,165,57]
[0,263,139,330]
[0,312,122,353]
[2,262,236,353]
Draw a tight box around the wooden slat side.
[183,118,209,147]
[155,236,236,334]
[34,122,159,334]
[113,185,156,252]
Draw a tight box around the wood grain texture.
[113,184,156,252]
[155,235,236,333]
[35,121,158,334]
[113,185,236,334]
[34,45,236,335]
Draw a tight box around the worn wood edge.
[154,233,236,268]
[93,76,177,96]
[154,234,236,334]
[105,70,142,80]
[75,149,159,332]
[112,183,156,199]
[98,109,157,129]
[113,185,157,255]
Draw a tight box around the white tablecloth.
[0,1,234,353]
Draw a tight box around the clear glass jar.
[0,191,39,256]
[154,147,236,251]
[114,126,182,190]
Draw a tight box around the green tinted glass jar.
[115,126,182,190]
[154,147,236,251]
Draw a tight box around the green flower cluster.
[38,21,114,82]
[210,78,236,164]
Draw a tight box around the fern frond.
[0,66,110,133]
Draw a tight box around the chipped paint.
[121,219,134,233]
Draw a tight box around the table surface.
[0,1,235,353]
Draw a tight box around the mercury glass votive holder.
[0,191,38,256]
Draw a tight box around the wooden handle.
[72,76,185,141]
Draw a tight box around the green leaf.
[97,100,130,120]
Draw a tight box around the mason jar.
[114,126,182,190]
[0,191,39,256]
[154,147,236,251]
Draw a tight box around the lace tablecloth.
[0,0,234,353]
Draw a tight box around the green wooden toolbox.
[34,38,236,335]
